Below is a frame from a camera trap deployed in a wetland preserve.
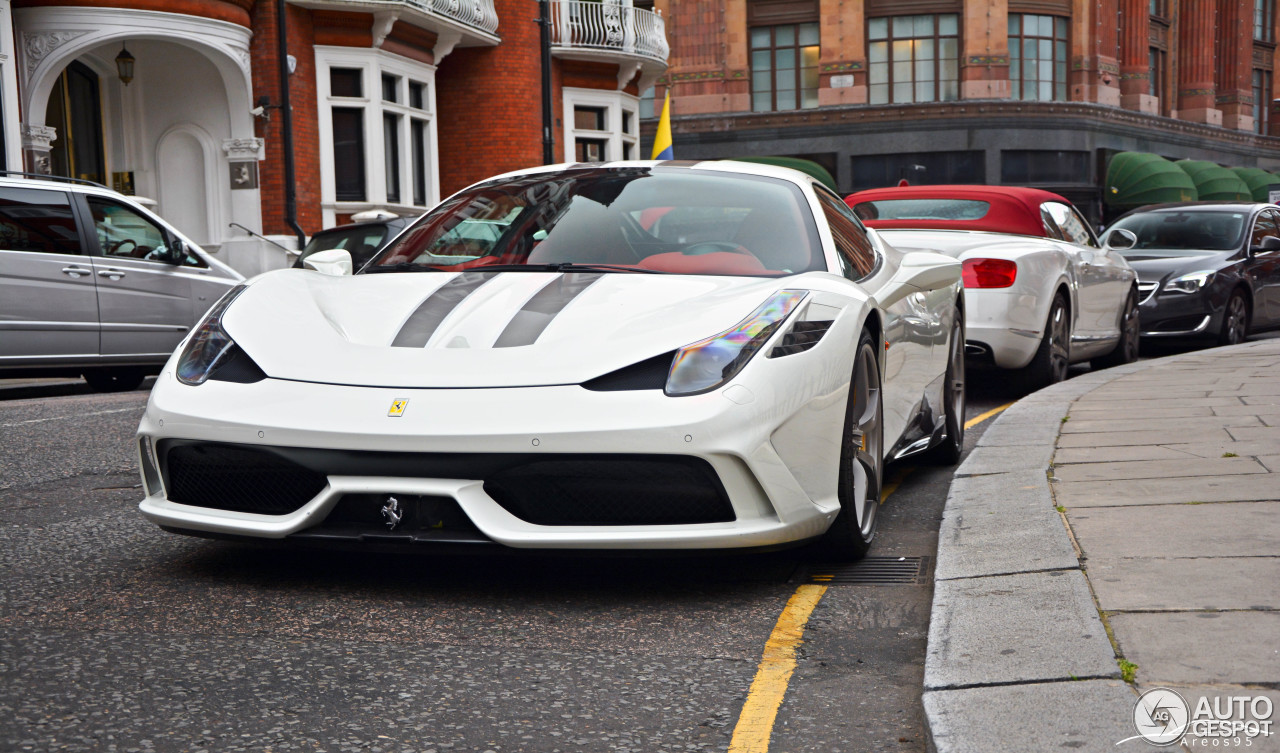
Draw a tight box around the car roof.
[1118,201,1273,213]
[471,159,820,192]
[845,184,1072,236]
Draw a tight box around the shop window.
[1009,14,1068,101]
[850,151,984,191]
[750,22,820,111]
[867,14,960,105]
[1001,150,1090,184]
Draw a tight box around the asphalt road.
[0,338,1246,753]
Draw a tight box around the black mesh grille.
[163,443,328,515]
[483,457,734,526]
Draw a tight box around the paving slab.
[1050,456,1268,483]
[1053,445,1197,464]
[1156,439,1280,459]
[1147,685,1280,751]
[1056,428,1234,448]
[1210,387,1280,397]
[1110,611,1280,685]
[1060,416,1262,434]
[943,470,1050,511]
[1211,403,1280,415]
[1067,405,1216,419]
[923,681,1137,753]
[934,497,1077,580]
[925,570,1119,690]
[1068,501,1280,559]
[1228,426,1280,441]
[1051,473,1280,507]
[1260,454,1280,472]
[954,441,1055,477]
[1087,557,1280,611]
[1244,396,1280,405]
[1067,396,1246,408]
[974,421,1062,447]
[982,401,1073,425]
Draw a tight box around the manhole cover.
[802,556,930,585]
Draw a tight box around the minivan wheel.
[83,368,146,392]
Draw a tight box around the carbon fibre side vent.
[769,320,833,358]
[581,352,676,391]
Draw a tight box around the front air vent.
[769,320,833,358]
[581,352,675,392]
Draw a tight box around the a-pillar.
[961,0,1010,99]
[1177,1,1222,124]
[1070,0,1120,105]
[1119,0,1157,112]
[818,0,867,105]
[1215,0,1253,130]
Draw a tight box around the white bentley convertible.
[848,185,1139,388]
[137,161,962,560]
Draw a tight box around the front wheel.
[1015,292,1070,391]
[820,330,884,561]
[927,307,966,465]
[1218,290,1249,346]
[1094,288,1140,369]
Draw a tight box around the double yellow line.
[726,401,1013,753]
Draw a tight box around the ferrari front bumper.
[136,371,847,550]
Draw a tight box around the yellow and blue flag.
[651,90,673,160]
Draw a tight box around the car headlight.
[176,284,248,385]
[665,291,806,396]
[1163,270,1216,294]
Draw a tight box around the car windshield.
[852,198,990,221]
[1108,210,1247,256]
[365,166,824,276]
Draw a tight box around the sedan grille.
[162,442,328,515]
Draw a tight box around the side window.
[0,186,83,255]
[86,197,204,267]
[1039,206,1065,240]
[1249,210,1279,249]
[1043,202,1093,246]
[1069,207,1100,247]
[815,189,877,280]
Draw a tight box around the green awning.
[1174,160,1252,201]
[1105,152,1197,207]
[1229,167,1280,202]
[729,156,837,191]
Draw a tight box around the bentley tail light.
[961,258,1018,288]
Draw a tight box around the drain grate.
[802,556,930,585]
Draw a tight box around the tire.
[1015,292,1070,391]
[1094,288,1140,369]
[820,329,884,561]
[83,368,146,393]
[1217,290,1249,346]
[927,305,966,465]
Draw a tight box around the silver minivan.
[0,175,243,391]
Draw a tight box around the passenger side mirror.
[1105,228,1137,251]
[303,248,353,276]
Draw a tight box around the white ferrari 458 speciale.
[137,161,963,559]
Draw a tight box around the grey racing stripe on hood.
[391,271,493,348]
[493,272,604,348]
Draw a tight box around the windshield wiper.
[362,262,445,273]
[463,262,669,274]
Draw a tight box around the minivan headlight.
[665,291,806,396]
[176,285,247,385]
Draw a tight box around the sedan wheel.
[1016,293,1070,390]
[821,330,884,560]
[1095,289,1139,368]
[1218,291,1249,346]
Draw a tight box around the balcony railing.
[549,1,669,64]
[403,0,499,34]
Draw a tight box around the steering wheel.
[107,238,137,256]
[681,241,749,256]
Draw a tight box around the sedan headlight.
[665,291,806,396]
[176,284,247,385]
[1163,270,1216,294]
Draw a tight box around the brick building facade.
[0,0,668,273]
[645,0,1280,223]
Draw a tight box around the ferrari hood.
[221,269,815,388]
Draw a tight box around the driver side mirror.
[1105,228,1138,251]
[303,248,353,276]
[1251,235,1280,254]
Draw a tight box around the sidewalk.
[923,339,1280,752]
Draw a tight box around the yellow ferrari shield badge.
[388,398,408,417]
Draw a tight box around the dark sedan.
[1102,202,1280,345]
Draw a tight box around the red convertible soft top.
[846,185,1070,237]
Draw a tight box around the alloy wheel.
[849,342,883,539]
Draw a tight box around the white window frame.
[315,46,438,227]
[561,88,640,163]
